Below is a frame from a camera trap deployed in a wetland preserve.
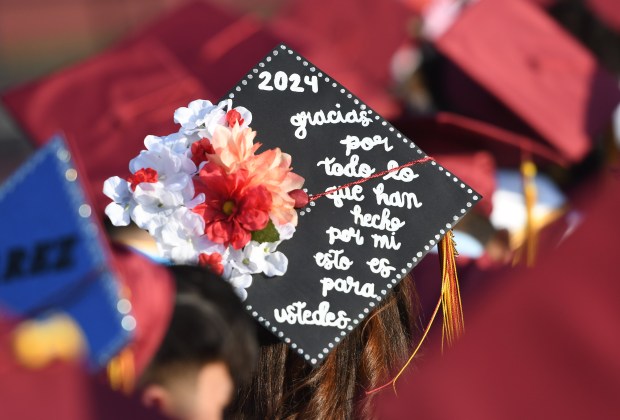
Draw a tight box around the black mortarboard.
[133,45,480,365]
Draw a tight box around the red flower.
[192,164,272,249]
[191,138,215,166]
[226,109,244,127]
[127,168,158,191]
[198,252,224,276]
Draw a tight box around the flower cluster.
[104,99,306,300]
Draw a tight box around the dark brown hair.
[226,274,418,419]
[140,265,258,389]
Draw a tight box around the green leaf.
[251,220,280,243]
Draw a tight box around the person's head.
[226,274,418,420]
[139,265,258,420]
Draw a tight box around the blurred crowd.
[1,0,619,419]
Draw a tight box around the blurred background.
[1,0,619,417]
[3,0,619,298]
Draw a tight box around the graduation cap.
[586,0,620,32]
[0,317,167,420]
[0,136,130,368]
[1,1,281,217]
[527,0,620,33]
[0,136,176,395]
[0,317,166,420]
[270,0,414,118]
[376,176,620,419]
[429,0,620,163]
[104,44,480,367]
[395,112,569,266]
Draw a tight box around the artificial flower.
[174,99,252,140]
[206,124,260,173]
[154,207,205,262]
[226,268,253,301]
[243,148,305,226]
[146,132,192,155]
[274,222,296,241]
[174,99,226,140]
[193,165,272,249]
[190,138,215,166]
[103,176,132,226]
[216,100,252,130]
[199,252,224,276]
[130,135,196,178]
[226,109,243,126]
[127,168,158,191]
[229,240,288,277]
[104,99,300,302]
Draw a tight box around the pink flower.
[207,124,260,173]
[244,148,305,226]
[192,164,272,249]
[127,168,158,191]
[198,252,224,276]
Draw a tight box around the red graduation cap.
[432,0,620,163]
[376,175,620,419]
[0,318,167,420]
[587,0,620,32]
[109,243,175,387]
[399,112,566,165]
[1,1,280,217]
[394,111,569,217]
[270,0,414,118]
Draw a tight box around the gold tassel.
[438,229,465,350]
[518,158,538,267]
[107,348,136,394]
[366,229,464,395]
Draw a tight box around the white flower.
[229,242,265,274]
[130,201,174,233]
[173,99,252,139]
[102,99,297,299]
[229,241,288,277]
[151,132,193,155]
[227,268,253,301]
[131,135,196,178]
[174,99,226,139]
[263,248,288,277]
[125,135,201,232]
[154,207,204,263]
[103,176,132,226]
[275,222,296,241]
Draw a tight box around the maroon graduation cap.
[375,176,620,419]
[270,0,414,118]
[431,0,620,163]
[587,0,620,32]
[526,0,620,33]
[0,324,166,420]
[1,1,281,217]
[393,111,570,218]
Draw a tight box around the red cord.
[308,156,434,202]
